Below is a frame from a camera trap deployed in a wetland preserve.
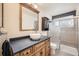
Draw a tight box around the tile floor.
[50,43,78,56]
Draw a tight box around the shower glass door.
[49,15,78,56]
[49,19,61,50]
[59,17,75,47]
[59,16,78,56]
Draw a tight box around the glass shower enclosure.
[49,16,78,56]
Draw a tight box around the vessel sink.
[30,33,41,41]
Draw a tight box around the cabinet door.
[34,41,45,51]
[34,51,41,56]
[34,47,46,56]
[42,17,49,31]
[45,45,50,56]
[41,47,46,56]
[45,39,50,56]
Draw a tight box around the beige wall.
[0,4,2,27]
[4,3,47,38]
[4,3,79,39]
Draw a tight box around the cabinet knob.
[40,52,42,55]
[26,52,28,54]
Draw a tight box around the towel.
[2,40,13,56]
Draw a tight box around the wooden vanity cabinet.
[15,38,50,56]
[32,41,46,56]
[34,47,46,56]
[15,47,32,56]
[45,39,50,56]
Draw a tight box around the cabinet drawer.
[16,47,32,56]
[34,41,45,51]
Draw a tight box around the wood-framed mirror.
[0,3,3,28]
[20,3,39,31]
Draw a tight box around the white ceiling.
[36,3,79,19]
[37,3,79,10]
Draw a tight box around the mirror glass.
[20,4,39,31]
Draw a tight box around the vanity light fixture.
[33,4,38,9]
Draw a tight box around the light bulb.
[33,4,38,9]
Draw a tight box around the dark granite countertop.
[9,36,49,55]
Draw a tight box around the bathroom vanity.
[9,36,50,56]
